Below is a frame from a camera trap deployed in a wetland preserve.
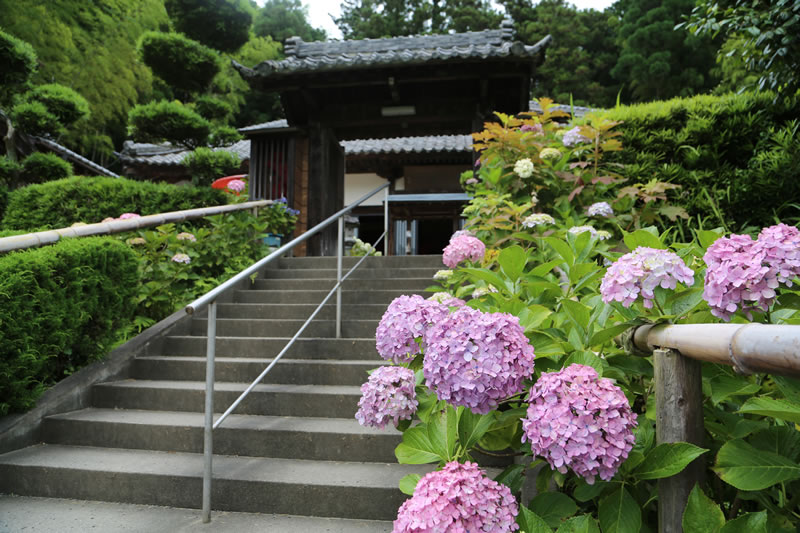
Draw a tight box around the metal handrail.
[191,182,390,523]
[0,200,272,253]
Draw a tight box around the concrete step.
[42,409,400,463]
[0,495,394,532]
[190,318,378,338]
[251,278,434,291]
[161,336,378,359]
[260,267,438,280]
[132,357,380,385]
[273,255,443,269]
[234,289,424,305]
[92,380,362,418]
[0,445,433,520]
[214,303,388,321]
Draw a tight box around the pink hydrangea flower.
[703,224,800,320]
[522,364,637,484]
[227,179,246,192]
[393,461,519,533]
[600,247,695,309]
[521,123,543,135]
[355,366,418,430]
[171,253,191,264]
[423,307,535,414]
[176,232,196,242]
[376,295,450,364]
[119,213,140,220]
[442,233,485,268]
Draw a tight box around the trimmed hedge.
[595,91,800,230]
[1,176,227,230]
[20,152,73,184]
[0,237,139,414]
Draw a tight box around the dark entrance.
[417,218,454,255]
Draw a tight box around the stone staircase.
[0,255,444,529]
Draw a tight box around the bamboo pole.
[633,323,800,377]
[0,200,272,254]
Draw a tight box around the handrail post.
[201,301,217,523]
[336,216,343,339]
[654,347,704,533]
[384,187,389,256]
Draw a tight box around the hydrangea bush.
[355,366,418,429]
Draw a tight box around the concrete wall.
[344,173,388,206]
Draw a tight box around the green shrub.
[0,184,8,222]
[128,100,212,149]
[137,32,220,94]
[182,147,242,186]
[0,237,139,414]
[0,29,37,103]
[0,156,21,185]
[11,100,61,136]
[209,125,243,147]
[193,95,232,122]
[20,152,73,184]
[26,83,90,125]
[594,91,799,230]
[1,176,227,230]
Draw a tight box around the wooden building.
[235,20,551,255]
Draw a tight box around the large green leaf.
[710,375,761,405]
[748,426,800,462]
[561,299,591,337]
[738,396,800,424]
[499,244,527,281]
[773,375,800,404]
[555,514,600,533]
[623,229,665,251]
[633,442,708,480]
[545,237,574,265]
[563,351,604,376]
[529,492,578,529]
[667,288,705,316]
[530,260,561,277]
[395,426,440,464]
[427,404,459,461]
[518,304,553,331]
[398,473,422,496]
[589,322,633,348]
[517,506,553,533]
[494,463,525,494]
[719,511,768,533]
[598,487,641,533]
[714,439,800,490]
[462,267,508,293]
[682,485,724,533]
[457,408,495,450]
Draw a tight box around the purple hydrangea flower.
[587,202,614,218]
[442,233,485,268]
[423,307,535,414]
[562,126,590,147]
[521,123,543,136]
[522,364,637,484]
[376,295,450,364]
[176,232,196,242]
[355,366,418,430]
[703,224,800,320]
[600,247,695,309]
[393,461,519,533]
[171,253,191,264]
[227,179,246,192]
[119,213,141,220]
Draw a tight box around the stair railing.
[184,183,390,523]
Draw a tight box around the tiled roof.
[238,119,289,134]
[119,140,250,167]
[341,135,472,155]
[528,101,594,117]
[33,136,119,177]
[236,19,550,79]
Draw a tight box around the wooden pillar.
[654,348,704,533]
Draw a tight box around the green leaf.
[589,322,632,347]
[529,492,578,529]
[555,514,600,533]
[623,229,665,251]
[427,404,459,461]
[773,375,800,404]
[519,304,553,331]
[573,479,607,502]
[463,267,508,293]
[499,244,527,281]
[561,299,591,334]
[739,396,800,424]
[667,288,705,316]
[598,487,641,533]
[563,351,604,376]
[395,426,440,464]
[710,375,761,405]
[696,229,724,250]
[682,485,724,533]
[546,236,574,265]
[719,511,768,533]
[714,439,800,490]
[634,442,708,480]
[517,507,553,533]
[398,473,422,495]
[494,463,526,494]
[531,260,561,277]
[748,426,800,462]
[457,408,495,450]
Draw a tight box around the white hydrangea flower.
[522,213,556,228]
[513,158,534,178]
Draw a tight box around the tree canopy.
[253,0,326,43]
[138,32,221,97]
[164,0,254,53]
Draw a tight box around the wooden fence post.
[653,348,705,533]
